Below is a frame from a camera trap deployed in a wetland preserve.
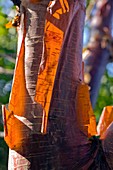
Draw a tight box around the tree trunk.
[3,0,101,169]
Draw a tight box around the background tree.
[83,0,113,116]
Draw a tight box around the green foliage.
[0,138,8,170]
[95,71,113,121]
[86,0,91,7]
[86,0,93,7]
[0,5,17,169]
[0,10,16,103]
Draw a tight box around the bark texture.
[3,0,113,169]
[7,0,93,169]
[8,0,51,169]
[83,0,113,108]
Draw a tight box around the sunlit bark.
[8,0,50,169]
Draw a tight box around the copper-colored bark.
[5,1,93,169]
[3,0,113,169]
[97,106,113,139]
[76,83,97,137]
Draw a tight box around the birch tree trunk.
[4,0,100,169]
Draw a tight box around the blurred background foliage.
[0,0,113,169]
[0,0,16,169]
[95,71,113,121]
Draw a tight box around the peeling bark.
[5,0,112,169]
[8,1,51,169]
[3,0,113,169]
[7,0,91,169]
